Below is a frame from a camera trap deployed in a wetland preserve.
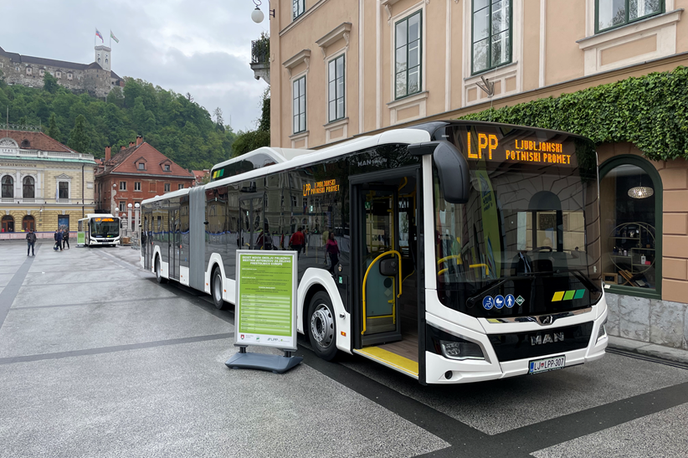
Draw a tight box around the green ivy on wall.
[460,66,688,161]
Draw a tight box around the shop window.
[600,156,662,296]
[596,0,664,33]
[23,176,35,199]
[1,175,14,198]
[1,215,14,233]
[22,215,35,232]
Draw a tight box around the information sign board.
[234,250,298,350]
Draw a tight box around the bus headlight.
[440,339,485,361]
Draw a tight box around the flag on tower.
[110,30,119,43]
[95,28,104,42]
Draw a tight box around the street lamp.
[251,0,274,23]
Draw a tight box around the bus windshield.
[91,218,120,238]
[432,123,601,318]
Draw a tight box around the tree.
[43,71,59,94]
[214,107,224,131]
[47,113,62,142]
[67,115,90,153]
[231,89,270,156]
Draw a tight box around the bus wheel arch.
[307,289,337,361]
[211,265,226,310]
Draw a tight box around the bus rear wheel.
[212,268,226,310]
[155,256,166,284]
[307,292,337,361]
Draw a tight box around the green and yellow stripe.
[551,289,585,302]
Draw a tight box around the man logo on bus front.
[539,315,554,325]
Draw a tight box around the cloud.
[0,0,269,131]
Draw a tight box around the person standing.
[325,232,340,274]
[62,228,70,250]
[26,228,37,256]
[54,229,63,251]
[289,227,305,257]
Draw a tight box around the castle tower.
[94,45,111,72]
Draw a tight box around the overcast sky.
[0,0,270,132]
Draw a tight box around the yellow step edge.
[354,346,419,378]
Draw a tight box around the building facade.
[94,136,195,222]
[268,0,688,350]
[0,44,123,98]
[0,128,96,239]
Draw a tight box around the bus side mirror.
[408,141,470,204]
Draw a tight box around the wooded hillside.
[0,72,240,170]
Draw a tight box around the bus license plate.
[529,355,566,374]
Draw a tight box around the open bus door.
[350,166,424,381]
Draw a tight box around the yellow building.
[265,1,688,348]
[0,127,96,239]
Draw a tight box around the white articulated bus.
[140,121,608,384]
[77,214,121,246]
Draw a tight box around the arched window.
[1,175,14,198]
[600,155,662,297]
[1,215,14,233]
[23,176,35,199]
[22,215,35,232]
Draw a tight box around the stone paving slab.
[0,340,448,458]
[531,402,688,458]
[341,350,688,436]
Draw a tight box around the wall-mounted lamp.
[251,0,274,23]
[476,75,495,98]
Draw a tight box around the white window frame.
[164,183,170,192]
[327,53,346,123]
[119,181,127,191]
[134,182,141,192]
[292,74,307,134]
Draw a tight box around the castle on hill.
[0,44,123,98]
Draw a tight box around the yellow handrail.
[361,250,402,335]
[469,263,489,276]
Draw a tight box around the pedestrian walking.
[54,229,63,251]
[26,228,37,256]
[63,228,70,249]
[324,232,340,274]
[289,227,305,257]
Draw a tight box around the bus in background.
[141,121,607,385]
[77,214,121,247]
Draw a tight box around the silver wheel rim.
[310,303,334,349]
[213,273,222,303]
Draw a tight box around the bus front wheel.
[212,268,226,310]
[307,292,337,361]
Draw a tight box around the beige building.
[0,128,96,239]
[266,0,688,349]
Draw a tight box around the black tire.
[155,256,166,284]
[212,268,226,310]
[307,291,337,361]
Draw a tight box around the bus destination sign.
[303,179,340,196]
[466,132,573,166]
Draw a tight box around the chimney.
[120,145,125,150]
[105,146,111,162]
[129,142,134,148]
[136,135,143,147]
